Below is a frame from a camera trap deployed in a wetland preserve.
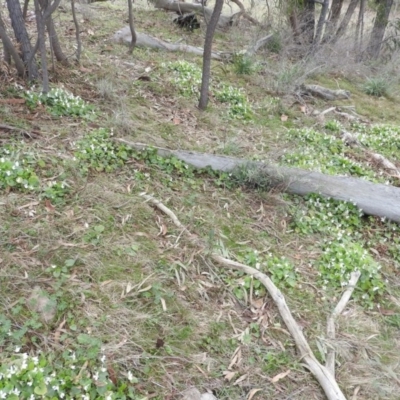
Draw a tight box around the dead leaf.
[79,66,92,73]
[107,363,118,385]
[223,370,237,382]
[280,114,288,121]
[251,298,264,309]
[234,374,248,385]
[172,117,181,125]
[228,346,241,370]
[44,199,55,212]
[247,388,262,400]
[300,105,307,113]
[126,282,133,294]
[64,209,74,218]
[54,319,67,344]
[138,285,152,293]
[270,369,290,383]
[160,297,167,311]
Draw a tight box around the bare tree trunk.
[44,12,68,65]
[0,11,26,76]
[198,0,224,110]
[301,0,315,44]
[22,0,29,19]
[366,0,393,58]
[330,0,344,26]
[315,0,329,43]
[6,0,38,80]
[71,0,81,61]
[333,0,359,42]
[34,0,49,92]
[289,10,300,40]
[354,0,366,58]
[127,0,137,54]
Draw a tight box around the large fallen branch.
[141,193,347,400]
[150,0,239,29]
[117,140,400,223]
[301,84,351,101]
[112,28,224,60]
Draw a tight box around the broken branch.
[140,192,347,400]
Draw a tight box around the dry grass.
[1,1,400,399]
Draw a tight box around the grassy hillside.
[1,2,400,399]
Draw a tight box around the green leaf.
[94,225,105,233]
[65,259,76,267]
[34,382,48,395]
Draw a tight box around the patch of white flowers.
[215,85,253,120]
[0,351,129,399]
[0,154,38,191]
[280,128,382,182]
[354,124,400,159]
[163,60,202,97]
[25,87,95,118]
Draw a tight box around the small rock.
[201,393,218,400]
[181,388,202,400]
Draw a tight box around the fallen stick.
[140,192,347,400]
[0,123,41,139]
[326,271,361,377]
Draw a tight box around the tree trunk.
[354,0,366,58]
[45,12,68,65]
[300,0,315,44]
[289,10,300,40]
[127,0,137,54]
[0,11,26,76]
[315,0,329,44]
[34,0,49,92]
[333,0,359,42]
[330,0,344,26]
[6,0,38,80]
[198,0,224,110]
[71,0,81,61]
[22,0,29,19]
[366,0,393,59]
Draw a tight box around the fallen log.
[117,139,400,223]
[112,28,224,60]
[150,0,239,29]
[301,84,351,101]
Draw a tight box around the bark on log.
[117,139,400,223]
[301,84,351,100]
[112,27,224,59]
[150,0,238,29]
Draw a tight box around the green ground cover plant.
[1,2,400,398]
[24,87,96,118]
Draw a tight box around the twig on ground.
[141,193,184,229]
[326,271,361,376]
[140,192,347,400]
[0,123,41,139]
